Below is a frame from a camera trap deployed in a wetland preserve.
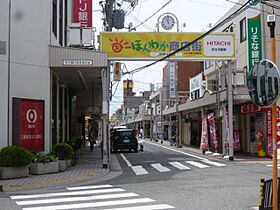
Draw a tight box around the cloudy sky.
[92,0,236,113]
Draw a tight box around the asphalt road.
[4,141,274,210]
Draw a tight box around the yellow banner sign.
[101,32,235,60]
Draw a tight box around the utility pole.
[175,61,181,148]
[227,61,234,161]
[102,0,114,169]
[267,14,278,210]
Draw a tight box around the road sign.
[247,59,280,107]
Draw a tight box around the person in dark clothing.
[89,121,98,152]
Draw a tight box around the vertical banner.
[113,62,121,81]
[266,108,273,157]
[233,130,241,150]
[169,61,176,98]
[247,1,263,73]
[20,99,44,152]
[200,115,209,151]
[207,113,218,150]
[73,0,92,27]
[277,106,280,148]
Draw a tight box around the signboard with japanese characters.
[190,73,203,100]
[246,2,263,73]
[101,32,235,60]
[12,98,45,152]
[74,0,92,27]
[169,61,176,98]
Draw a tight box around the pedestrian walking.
[140,127,144,139]
[89,121,98,152]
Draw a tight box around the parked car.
[111,129,138,153]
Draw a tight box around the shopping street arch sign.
[101,32,236,61]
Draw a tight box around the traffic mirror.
[247,59,280,107]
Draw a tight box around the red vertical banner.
[233,130,241,150]
[277,106,280,149]
[266,108,273,158]
[207,113,218,150]
[73,0,92,27]
[200,115,209,151]
[20,100,44,152]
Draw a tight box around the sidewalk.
[148,139,273,163]
[0,145,109,192]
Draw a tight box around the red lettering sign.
[266,108,273,158]
[20,100,44,152]
[73,0,92,27]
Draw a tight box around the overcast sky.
[92,0,236,114]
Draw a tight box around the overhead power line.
[123,0,251,76]
[130,0,173,30]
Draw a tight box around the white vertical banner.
[169,61,176,98]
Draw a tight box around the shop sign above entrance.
[101,32,235,60]
[247,59,280,107]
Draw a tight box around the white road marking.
[151,163,171,172]
[185,161,209,168]
[201,160,226,167]
[102,204,175,210]
[66,184,113,190]
[120,153,132,167]
[22,198,155,210]
[132,165,149,175]
[146,141,207,160]
[16,193,139,206]
[10,188,125,200]
[169,162,191,170]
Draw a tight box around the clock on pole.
[161,15,175,30]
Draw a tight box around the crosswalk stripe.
[201,160,226,167]
[66,184,113,190]
[132,165,149,175]
[102,204,175,210]
[185,161,209,168]
[169,162,191,170]
[151,163,171,172]
[10,188,125,200]
[22,198,155,210]
[16,193,139,206]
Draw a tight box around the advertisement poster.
[20,99,44,152]
[266,108,273,158]
[200,115,209,151]
[207,113,218,149]
[101,32,235,60]
[233,130,241,150]
[73,0,92,27]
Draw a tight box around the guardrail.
[259,178,280,210]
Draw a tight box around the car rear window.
[118,131,133,138]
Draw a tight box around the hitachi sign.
[206,41,231,46]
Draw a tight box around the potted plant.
[52,143,74,171]
[0,146,33,179]
[30,153,59,175]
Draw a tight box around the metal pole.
[62,86,65,141]
[175,61,180,148]
[102,67,109,168]
[269,22,278,210]
[7,0,12,146]
[227,60,234,161]
[160,88,163,143]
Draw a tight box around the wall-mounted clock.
[161,15,175,30]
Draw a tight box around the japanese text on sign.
[74,0,92,27]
